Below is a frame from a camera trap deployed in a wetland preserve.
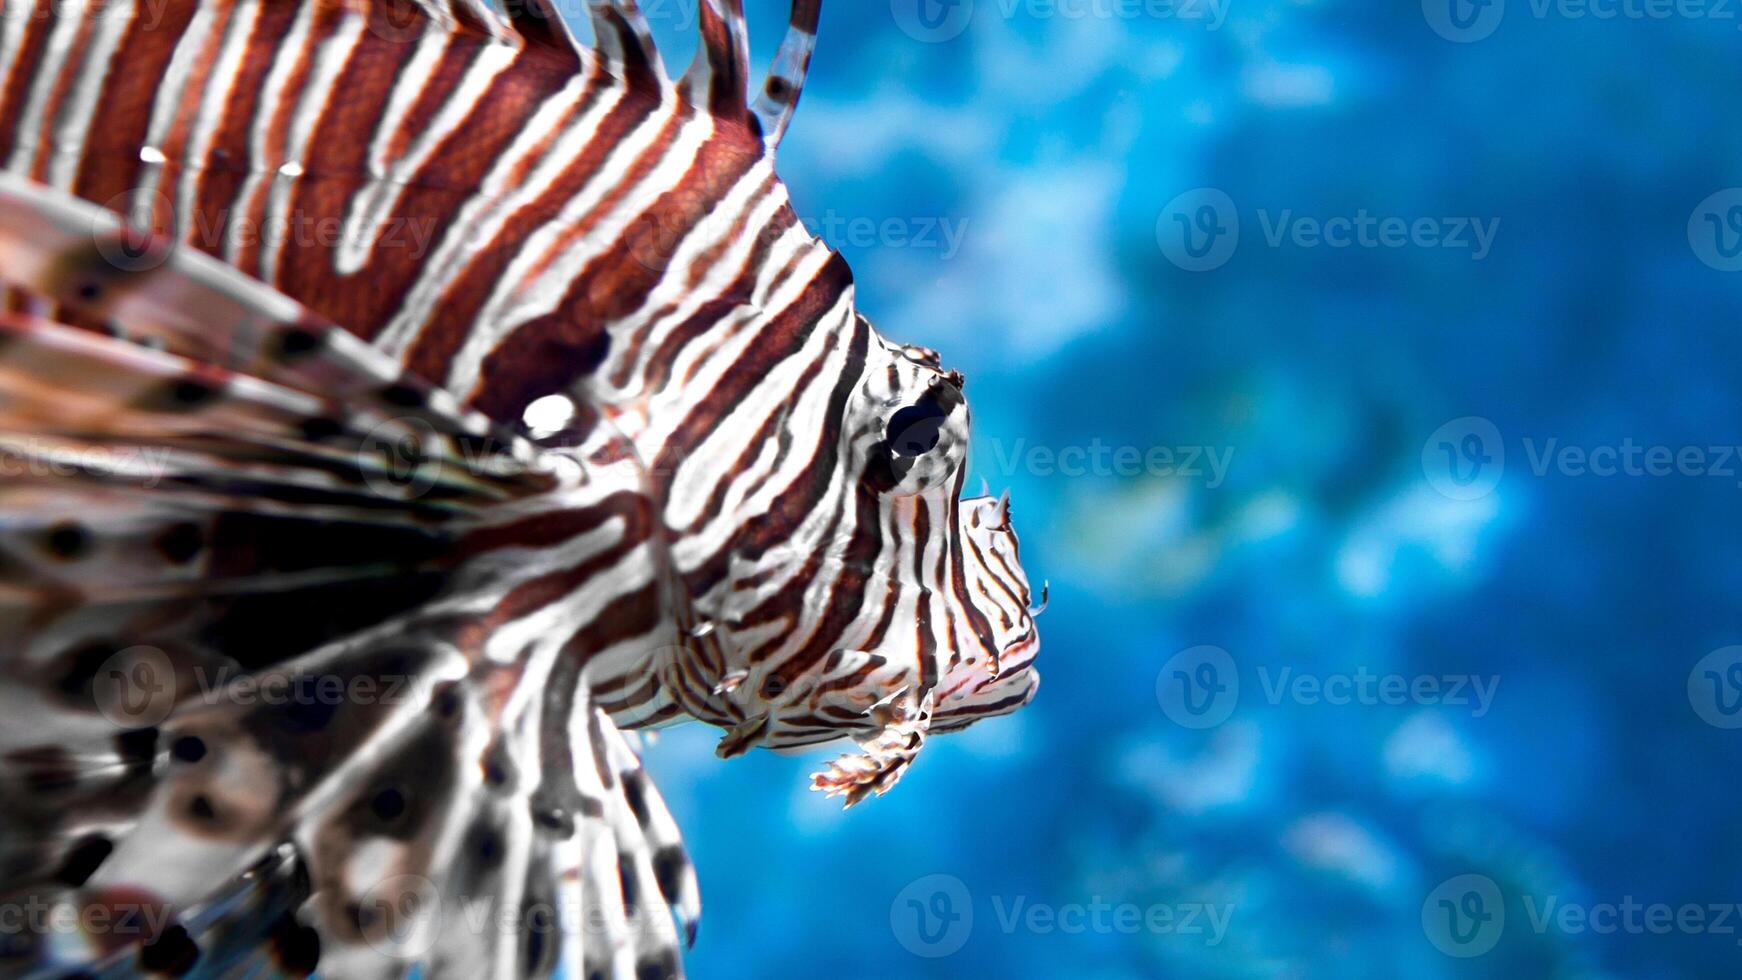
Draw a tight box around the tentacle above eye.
[753,1,824,148]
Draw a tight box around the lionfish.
[0,0,1042,976]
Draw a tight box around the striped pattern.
[0,0,1041,976]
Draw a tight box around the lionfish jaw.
[810,691,935,809]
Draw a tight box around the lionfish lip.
[939,633,1038,700]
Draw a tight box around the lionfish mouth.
[932,488,1043,729]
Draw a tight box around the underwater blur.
[640,1,1742,977]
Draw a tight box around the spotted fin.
[750,0,823,148]
[0,170,556,759]
[583,0,822,146]
[4,629,698,979]
[0,176,697,979]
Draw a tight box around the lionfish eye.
[886,392,948,457]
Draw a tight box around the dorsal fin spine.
[753,0,822,148]
[685,0,752,118]
[586,0,662,75]
[501,0,585,54]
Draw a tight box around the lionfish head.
[843,328,1041,718]
[699,318,1040,805]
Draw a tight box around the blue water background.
[631,2,1742,976]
